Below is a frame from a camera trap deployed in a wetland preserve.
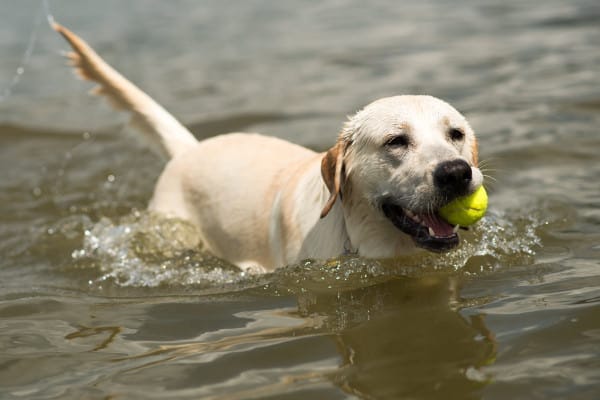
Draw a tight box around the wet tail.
[53,23,197,159]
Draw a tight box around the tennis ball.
[439,186,488,227]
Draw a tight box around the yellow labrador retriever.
[54,24,483,272]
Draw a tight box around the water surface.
[1,0,599,398]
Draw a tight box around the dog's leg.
[53,23,197,159]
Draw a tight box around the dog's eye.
[448,128,465,141]
[385,134,410,148]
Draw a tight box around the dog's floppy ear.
[320,140,349,218]
[471,137,479,167]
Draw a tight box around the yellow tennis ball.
[439,186,488,227]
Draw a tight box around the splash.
[408,207,544,273]
[270,206,546,294]
[67,204,545,290]
[71,212,250,288]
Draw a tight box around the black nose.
[434,159,472,198]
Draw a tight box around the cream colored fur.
[54,23,482,272]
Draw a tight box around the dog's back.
[150,133,318,269]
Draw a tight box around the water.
[1,0,599,398]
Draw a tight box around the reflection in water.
[92,276,497,399]
[297,277,497,399]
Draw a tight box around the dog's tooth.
[428,227,435,237]
[453,224,460,233]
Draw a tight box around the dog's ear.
[320,140,348,218]
[471,137,479,167]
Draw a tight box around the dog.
[54,23,483,272]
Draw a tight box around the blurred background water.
[1,0,599,399]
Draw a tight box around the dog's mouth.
[381,202,459,252]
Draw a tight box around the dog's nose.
[434,159,472,198]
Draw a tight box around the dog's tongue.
[421,213,455,238]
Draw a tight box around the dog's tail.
[53,23,197,159]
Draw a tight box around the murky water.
[1,0,600,398]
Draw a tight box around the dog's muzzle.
[381,159,474,252]
[381,202,459,252]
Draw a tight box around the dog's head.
[321,95,482,255]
